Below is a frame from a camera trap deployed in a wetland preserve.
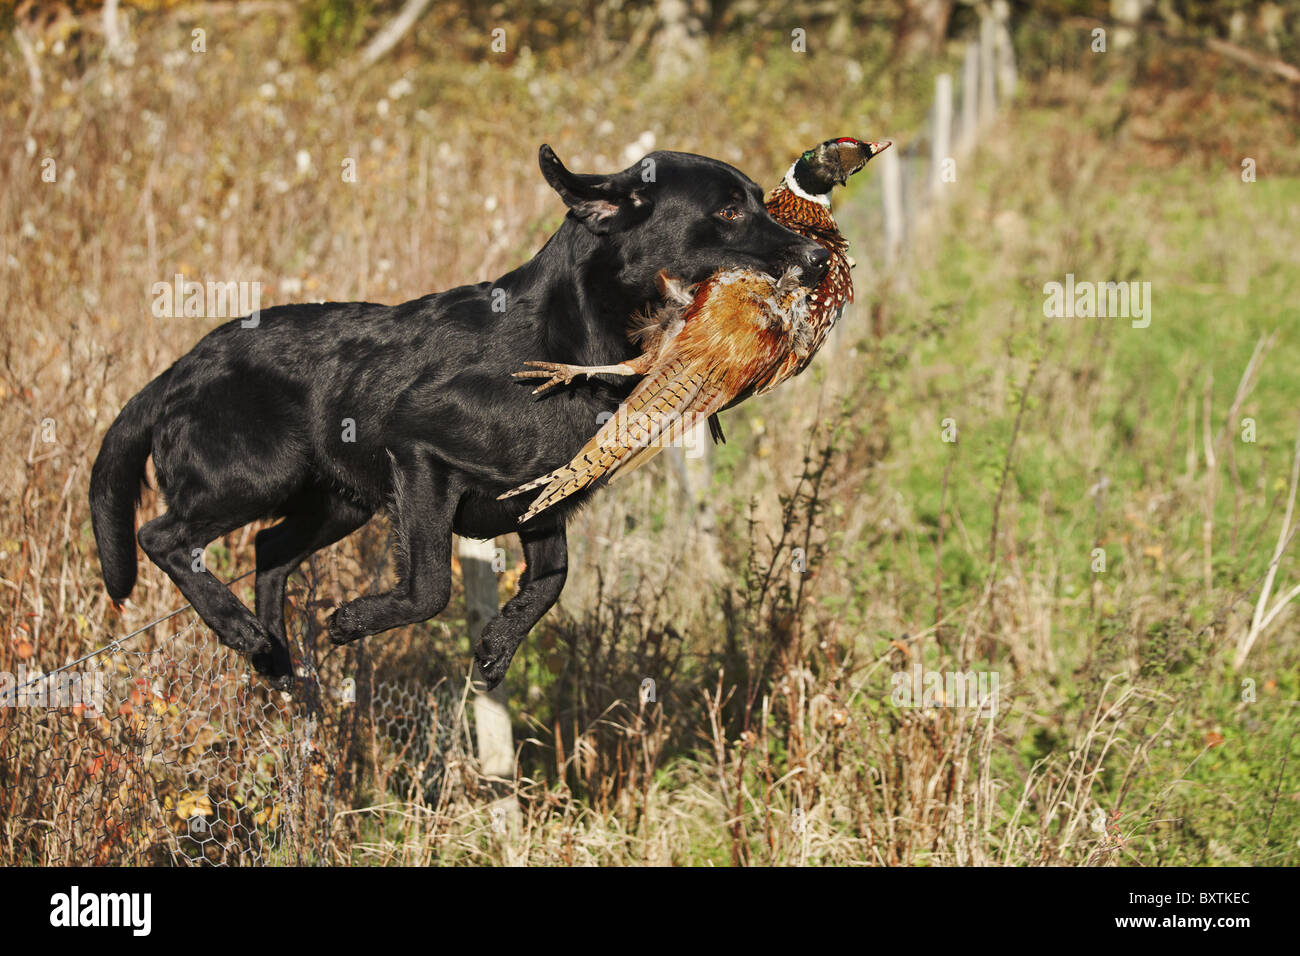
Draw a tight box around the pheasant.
[498,268,810,523]
[514,137,891,434]
[500,137,890,523]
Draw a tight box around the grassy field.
[1,8,1297,865]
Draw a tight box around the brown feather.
[500,270,808,522]
[502,139,885,523]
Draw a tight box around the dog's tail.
[89,372,168,605]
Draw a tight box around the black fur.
[89,145,829,690]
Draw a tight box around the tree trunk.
[652,0,706,82]
[895,0,953,63]
[355,0,434,69]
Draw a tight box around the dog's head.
[539,145,829,300]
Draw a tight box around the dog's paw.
[261,669,296,693]
[474,632,519,690]
[232,620,273,658]
[327,604,365,646]
[475,651,508,690]
[250,642,295,692]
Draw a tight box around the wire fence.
[678,8,1018,516]
[0,564,470,866]
[847,4,1017,285]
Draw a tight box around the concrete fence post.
[993,0,1017,104]
[880,145,904,266]
[931,72,953,199]
[979,11,997,123]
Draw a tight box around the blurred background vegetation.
[1,0,1297,865]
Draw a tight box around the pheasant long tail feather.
[497,470,562,498]
[605,369,729,484]
[495,361,693,503]
[507,442,633,522]
[502,358,729,522]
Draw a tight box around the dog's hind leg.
[138,510,275,658]
[474,521,567,689]
[327,454,455,645]
[252,486,372,688]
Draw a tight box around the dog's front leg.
[475,521,568,689]
[329,454,455,645]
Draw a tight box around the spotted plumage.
[762,180,852,382]
[757,137,890,388]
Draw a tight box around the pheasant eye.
[717,205,743,221]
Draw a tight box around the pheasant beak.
[854,140,891,181]
[832,138,892,185]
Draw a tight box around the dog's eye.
[716,205,744,222]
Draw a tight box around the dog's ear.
[538,144,651,234]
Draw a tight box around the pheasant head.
[789,137,891,201]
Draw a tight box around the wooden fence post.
[979,10,997,123]
[880,144,904,266]
[103,0,127,62]
[993,0,1017,103]
[931,72,953,198]
[462,535,521,837]
[668,421,719,569]
[960,42,979,153]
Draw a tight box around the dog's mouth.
[666,246,828,295]
[781,248,830,285]
[717,251,829,286]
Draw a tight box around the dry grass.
[2,10,1298,865]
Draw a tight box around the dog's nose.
[803,246,830,281]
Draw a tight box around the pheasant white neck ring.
[784,164,831,207]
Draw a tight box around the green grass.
[828,83,1300,863]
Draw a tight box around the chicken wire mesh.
[0,591,469,866]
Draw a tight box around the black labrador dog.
[89,145,829,690]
